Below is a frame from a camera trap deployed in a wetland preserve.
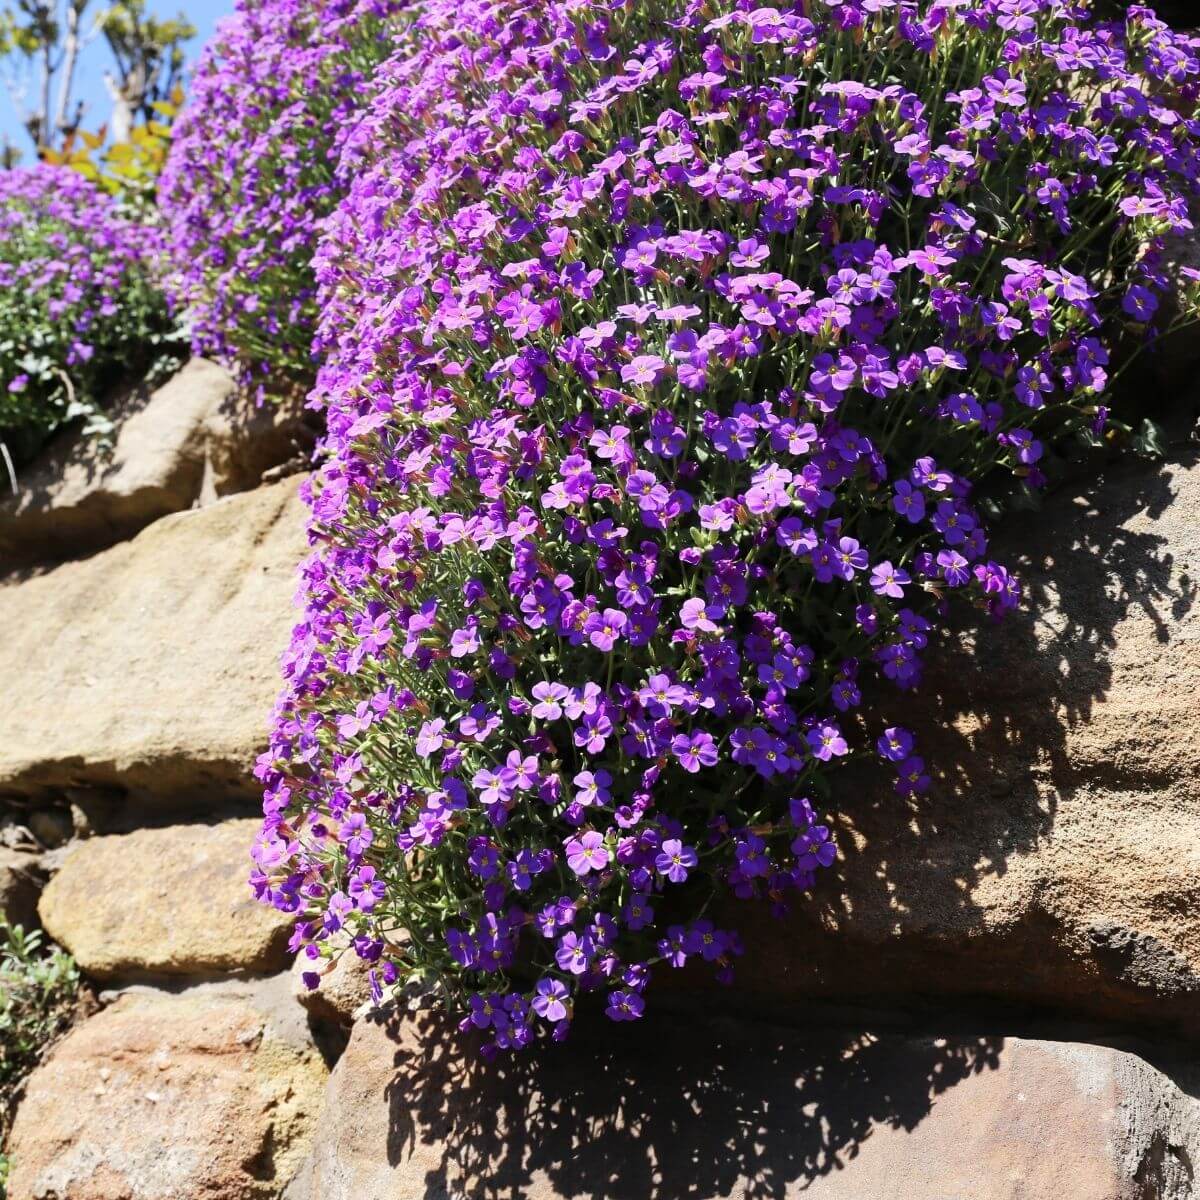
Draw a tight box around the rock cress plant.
[252,0,1200,1055]
[0,165,174,462]
[158,0,401,398]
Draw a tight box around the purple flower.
[565,831,610,876]
[573,770,612,806]
[892,480,926,523]
[833,537,868,579]
[415,719,447,757]
[585,608,628,652]
[245,0,1199,1060]
[671,732,718,773]
[0,166,175,447]
[807,722,849,762]
[869,561,910,598]
[555,931,594,975]
[473,766,515,808]
[533,978,570,1021]
[348,865,386,911]
[450,624,481,658]
[339,813,373,857]
[468,993,508,1029]
[1122,285,1159,321]
[937,550,971,587]
[655,839,698,884]
[159,0,402,383]
[637,673,688,714]
[679,597,719,633]
[605,989,645,1021]
[621,355,667,387]
[876,726,914,762]
[531,682,569,720]
[734,832,770,879]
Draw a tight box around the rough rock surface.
[0,847,43,928]
[291,937,376,1029]
[0,360,228,565]
[0,360,311,566]
[38,820,292,979]
[287,1006,1200,1200]
[713,451,1200,1035]
[0,476,307,804]
[6,981,328,1200]
[199,384,313,503]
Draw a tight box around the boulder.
[722,451,1200,1034]
[38,820,292,980]
[288,1006,1200,1200]
[6,981,328,1200]
[0,359,312,567]
[0,476,307,805]
[0,846,43,929]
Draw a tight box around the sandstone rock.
[288,1007,1200,1200]
[0,476,307,804]
[38,820,292,979]
[291,937,376,1029]
[6,984,328,1200]
[0,359,313,567]
[200,385,314,503]
[0,360,226,566]
[720,452,1200,1034]
[0,847,43,929]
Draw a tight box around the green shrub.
[0,164,180,467]
[0,920,79,1158]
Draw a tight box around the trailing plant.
[0,164,180,466]
[158,0,403,399]
[252,0,1200,1056]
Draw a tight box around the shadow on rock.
[375,1007,1002,1200]
[718,446,1200,1032]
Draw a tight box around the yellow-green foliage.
[50,88,183,214]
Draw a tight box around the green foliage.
[0,0,67,59]
[99,0,193,103]
[0,919,79,1164]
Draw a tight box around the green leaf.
[1131,418,1167,460]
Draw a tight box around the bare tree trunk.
[103,70,132,144]
[18,0,61,151]
[33,34,51,147]
[53,0,83,138]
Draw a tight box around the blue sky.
[0,0,231,159]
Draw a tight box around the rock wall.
[0,364,330,1200]
[4,359,1200,1199]
[718,449,1200,1037]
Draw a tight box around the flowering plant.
[0,165,176,465]
[158,0,401,398]
[254,0,1200,1055]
